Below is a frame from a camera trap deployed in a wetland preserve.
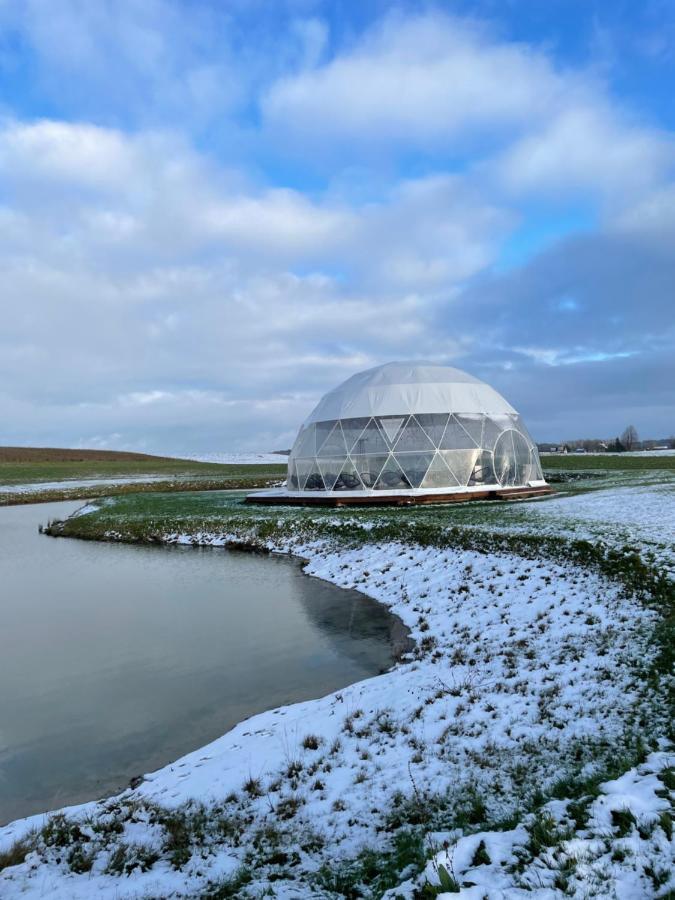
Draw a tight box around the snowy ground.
[490,483,675,582]
[529,485,675,545]
[0,475,184,494]
[1,529,670,898]
[186,452,289,464]
[420,751,674,898]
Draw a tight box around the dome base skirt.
[245,483,553,507]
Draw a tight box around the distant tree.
[610,437,625,452]
[621,425,639,451]
[668,436,675,450]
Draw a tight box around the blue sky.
[0,0,673,453]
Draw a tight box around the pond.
[0,500,408,824]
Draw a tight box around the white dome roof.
[304,361,516,425]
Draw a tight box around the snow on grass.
[523,484,675,580]
[0,533,664,899]
[0,475,180,494]
[421,752,674,897]
[529,485,675,543]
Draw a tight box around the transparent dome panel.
[394,417,435,453]
[440,449,479,486]
[352,420,390,456]
[334,458,363,491]
[468,450,497,486]
[317,422,347,458]
[374,455,410,490]
[421,452,460,489]
[352,453,388,489]
[340,417,371,452]
[415,413,449,447]
[317,458,344,491]
[394,451,435,488]
[378,416,407,446]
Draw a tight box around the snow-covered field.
[0,475,183,495]
[422,751,673,897]
[530,485,675,544]
[1,529,670,898]
[186,452,288,464]
[499,484,675,582]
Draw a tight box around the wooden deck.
[245,484,554,508]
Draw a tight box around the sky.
[0,0,673,455]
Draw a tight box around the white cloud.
[263,13,567,146]
[263,11,674,212]
[495,104,674,202]
[0,0,244,125]
[0,119,510,284]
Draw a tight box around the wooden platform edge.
[245,485,554,508]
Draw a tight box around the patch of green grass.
[611,808,637,837]
[540,453,675,471]
[105,842,160,875]
[470,839,491,867]
[314,829,426,899]
[200,866,254,898]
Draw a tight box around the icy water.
[0,501,408,824]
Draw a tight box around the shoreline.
[0,479,283,507]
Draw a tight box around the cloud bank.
[0,4,673,453]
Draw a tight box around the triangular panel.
[455,415,484,448]
[394,452,435,488]
[352,454,388,489]
[287,458,299,490]
[292,424,316,459]
[315,420,339,455]
[438,415,478,450]
[317,421,347,458]
[440,449,479,487]
[374,454,408,490]
[295,459,323,491]
[317,458,344,491]
[352,419,390,455]
[394,416,436,452]
[334,457,364,491]
[420,451,460,489]
[378,416,407,446]
[416,413,450,448]
[340,417,371,452]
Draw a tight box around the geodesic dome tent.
[248,362,548,506]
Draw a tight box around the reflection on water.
[0,501,408,824]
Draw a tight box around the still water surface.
[0,500,405,824]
